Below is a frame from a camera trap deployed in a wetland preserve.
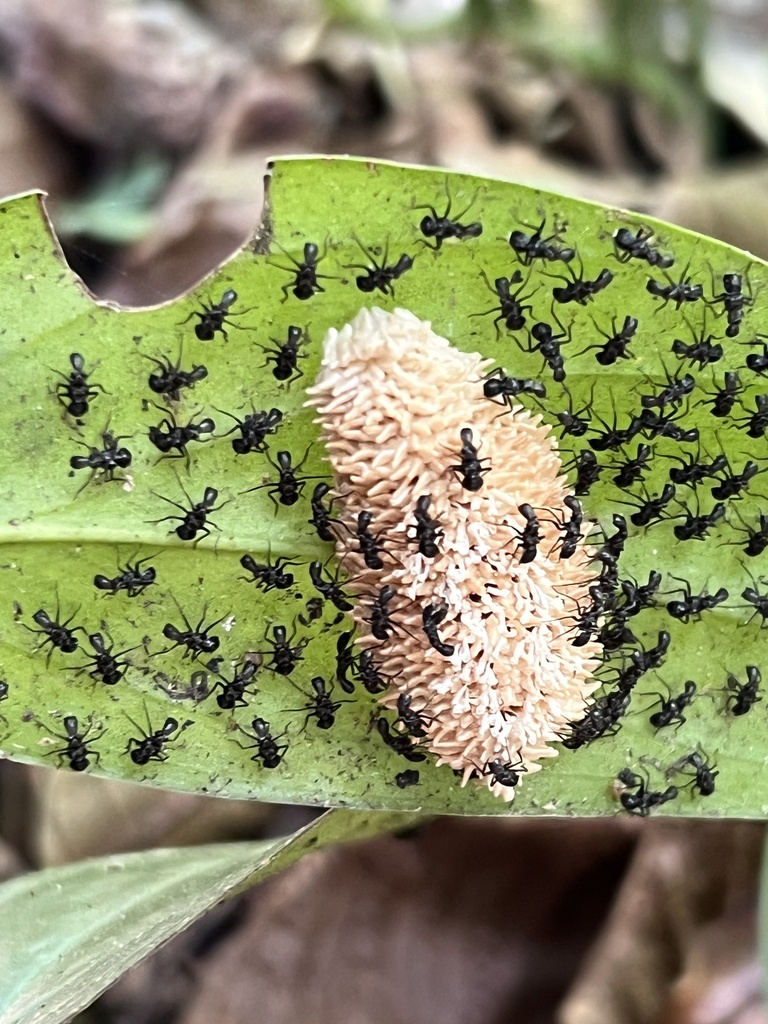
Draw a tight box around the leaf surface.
[1,156,766,817]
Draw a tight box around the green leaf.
[1,156,767,817]
[0,808,414,1024]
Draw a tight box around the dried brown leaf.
[559,822,765,1024]
[175,819,633,1024]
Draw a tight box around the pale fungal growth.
[306,307,603,800]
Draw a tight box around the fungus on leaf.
[308,307,603,799]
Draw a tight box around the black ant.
[616,571,663,619]
[725,509,768,557]
[240,717,288,768]
[375,718,426,762]
[366,585,398,642]
[567,450,603,495]
[599,618,636,653]
[449,427,491,491]
[260,623,308,675]
[69,429,132,491]
[40,715,104,772]
[639,367,695,410]
[147,408,214,462]
[697,370,743,417]
[308,483,342,543]
[246,446,326,510]
[631,630,671,674]
[473,269,537,333]
[646,264,704,309]
[725,665,761,715]
[738,570,768,628]
[733,394,768,439]
[395,694,433,738]
[286,676,352,730]
[577,315,638,365]
[587,406,642,452]
[157,601,224,660]
[616,483,676,528]
[484,758,526,788]
[125,708,180,765]
[184,289,241,340]
[710,456,760,500]
[671,319,723,369]
[422,603,455,657]
[145,349,208,402]
[638,408,699,444]
[25,605,83,662]
[240,551,301,592]
[616,768,678,816]
[348,510,386,570]
[609,444,653,488]
[214,405,283,455]
[569,585,606,648]
[669,751,718,796]
[551,263,613,305]
[414,186,483,250]
[210,659,259,710]
[94,554,157,598]
[259,325,307,385]
[661,447,726,488]
[593,514,628,567]
[347,238,414,296]
[744,340,768,376]
[512,503,542,563]
[395,770,420,788]
[410,494,443,558]
[711,270,752,337]
[358,649,391,694]
[555,385,594,438]
[665,576,728,622]
[563,688,631,748]
[272,241,329,301]
[482,367,546,412]
[646,680,696,730]
[667,499,726,542]
[548,495,583,559]
[150,482,223,544]
[73,632,137,685]
[53,352,106,419]
[508,215,574,265]
[308,559,354,611]
[526,318,569,382]
[335,631,358,694]
[612,226,673,268]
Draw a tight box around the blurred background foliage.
[2,1,768,1022]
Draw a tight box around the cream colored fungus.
[306,307,602,800]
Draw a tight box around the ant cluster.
[9,167,768,819]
